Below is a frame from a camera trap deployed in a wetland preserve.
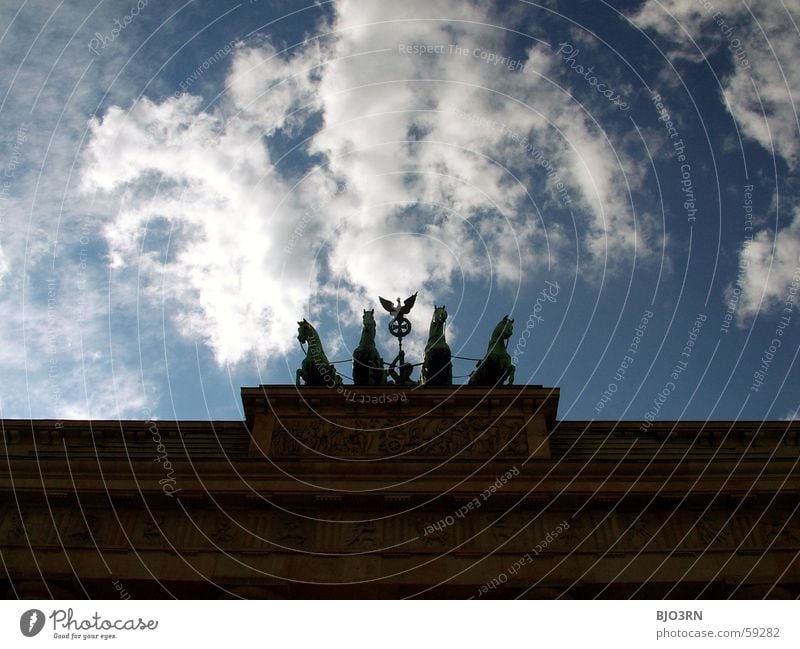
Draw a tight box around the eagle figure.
[379,292,417,323]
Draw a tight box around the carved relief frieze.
[345,522,378,550]
[270,417,527,458]
[271,516,311,549]
[209,517,236,545]
[3,504,792,558]
[2,509,30,543]
[762,512,800,547]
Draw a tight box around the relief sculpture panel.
[270,417,528,459]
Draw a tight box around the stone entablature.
[242,385,558,460]
[1,385,798,598]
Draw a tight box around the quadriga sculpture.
[352,309,387,386]
[296,319,342,386]
[468,315,515,386]
[422,304,452,386]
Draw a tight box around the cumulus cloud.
[737,205,800,317]
[0,252,153,419]
[0,0,165,418]
[80,0,655,367]
[630,0,800,320]
[82,93,325,364]
[630,0,799,165]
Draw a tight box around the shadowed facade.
[1,385,798,599]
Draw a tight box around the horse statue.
[296,318,342,386]
[468,315,515,386]
[352,309,387,386]
[422,304,452,386]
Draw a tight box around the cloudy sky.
[0,0,797,422]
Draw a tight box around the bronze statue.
[379,292,417,338]
[422,304,452,386]
[296,319,342,386]
[387,349,415,386]
[468,315,515,386]
[352,309,387,386]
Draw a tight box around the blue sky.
[0,0,797,422]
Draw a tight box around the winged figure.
[379,292,417,323]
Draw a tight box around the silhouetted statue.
[388,349,415,386]
[468,315,515,386]
[422,304,452,386]
[296,319,342,386]
[353,309,387,385]
[379,292,417,338]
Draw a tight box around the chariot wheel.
[389,317,412,338]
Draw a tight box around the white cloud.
[630,0,800,320]
[737,205,800,317]
[0,1,166,417]
[82,86,325,364]
[630,0,800,165]
[0,254,153,419]
[227,38,323,133]
[79,0,656,369]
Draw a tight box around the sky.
[0,0,797,423]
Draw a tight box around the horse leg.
[375,356,387,385]
[353,349,368,385]
[468,358,482,385]
[507,365,515,385]
[296,368,304,386]
[368,352,381,386]
[467,364,477,385]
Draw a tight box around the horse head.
[297,318,314,345]
[360,308,376,337]
[491,315,514,346]
[502,315,514,340]
[432,304,448,325]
